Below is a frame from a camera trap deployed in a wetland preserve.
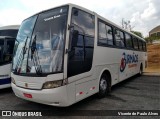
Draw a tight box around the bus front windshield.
[12,6,68,75]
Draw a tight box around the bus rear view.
[0,25,19,89]
[0,36,16,89]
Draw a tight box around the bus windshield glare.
[12,6,68,75]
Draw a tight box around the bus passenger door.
[68,30,85,77]
[67,8,95,101]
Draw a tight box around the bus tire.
[139,64,143,76]
[98,73,110,98]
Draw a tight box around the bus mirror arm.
[65,47,75,54]
[65,48,71,54]
[68,24,74,30]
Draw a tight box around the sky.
[0,0,160,37]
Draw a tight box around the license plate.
[23,93,32,98]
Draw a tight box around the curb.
[143,72,160,76]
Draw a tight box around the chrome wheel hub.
[100,78,107,91]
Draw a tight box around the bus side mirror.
[71,30,79,47]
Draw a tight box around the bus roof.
[22,3,145,42]
[70,3,145,42]
[0,25,20,30]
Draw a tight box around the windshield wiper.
[14,36,29,73]
[30,35,43,75]
[23,36,29,56]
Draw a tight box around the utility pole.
[122,18,134,31]
[122,18,124,29]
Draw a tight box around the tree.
[131,31,143,38]
[144,37,150,43]
[145,35,160,43]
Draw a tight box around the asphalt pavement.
[0,75,159,119]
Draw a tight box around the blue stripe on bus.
[0,78,11,85]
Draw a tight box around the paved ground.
[0,75,160,118]
[145,67,160,74]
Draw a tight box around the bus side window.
[98,22,107,45]
[5,40,15,62]
[0,40,4,63]
[98,21,114,46]
[139,40,143,51]
[7,40,15,55]
[125,33,133,49]
[141,41,144,51]
[106,24,114,45]
[144,42,147,51]
[115,29,125,48]
[133,37,139,50]
[142,42,146,51]
[0,30,18,38]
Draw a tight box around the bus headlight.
[11,77,16,84]
[42,80,63,89]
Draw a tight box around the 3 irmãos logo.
[120,53,127,72]
[120,52,138,72]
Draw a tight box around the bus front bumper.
[11,83,70,107]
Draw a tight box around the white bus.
[0,25,19,89]
[11,4,147,106]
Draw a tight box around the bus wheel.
[139,64,143,76]
[98,74,109,98]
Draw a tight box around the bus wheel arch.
[98,70,111,98]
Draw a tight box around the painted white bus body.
[0,25,19,89]
[11,4,147,106]
[0,63,11,89]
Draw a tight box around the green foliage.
[144,36,160,43]
[131,31,143,38]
